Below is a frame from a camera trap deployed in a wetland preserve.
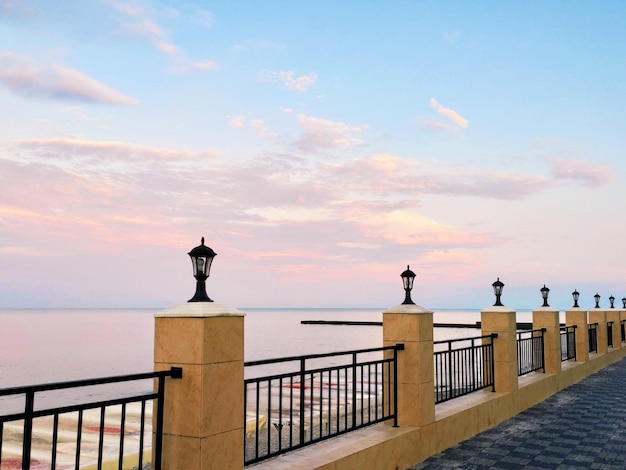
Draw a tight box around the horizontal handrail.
[434,333,498,346]
[244,345,402,367]
[0,368,182,397]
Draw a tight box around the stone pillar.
[532,306,560,374]
[565,308,588,363]
[383,303,434,428]
[619,309,626,347]
[481,305,517,393]
[588,308,607,355]
[606,308,621,349]
[154,302,245,470]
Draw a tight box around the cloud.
[226,116,277,138]
[196,9,215,28]
[0,0,38,17]
[429,98,469,128]
[549,157,614,188]
[227,115,246,128]
[415,119,461,133]
[262,71,318,92]
[321,153,550,200]
[109,1,181,58]
[357,211,497,247]
[249,119,278,139]
[9,138,216,161]
[0,53,137,105]
[295,114,364,152]
[1,136,609,289]
[171,60,218,73]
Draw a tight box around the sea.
[0,306,539,390]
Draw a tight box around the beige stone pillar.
[532,307,560,374]
[588,308,607,355]
[565,308,588,362]
[620,308,626,345]
[481,305,517,393]
[383,303,434,428]
[154,302,245,470]
[606,308,621,349]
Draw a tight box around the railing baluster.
[118,403,126,470]
[299,359,305,446]
[267,378,272,452]
[97,406,105,470]
[254,381,260,459]
[75,409,83,469]
[138,400,146,470]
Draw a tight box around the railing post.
[588,308,607,355]
[382,302,434,428]
[21,391,34,470]
[606,308,621,349]
[532,306,560,374]
[154,302,245,470]
[392,344,401,427]
[618,309,626,347]
[481,304,517,392]
[566,307,588,362]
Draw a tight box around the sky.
[1,1,625,310]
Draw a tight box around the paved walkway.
[410,358,626,470]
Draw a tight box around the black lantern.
[540,284,550,308]
[609,295,615,308]
[188,237,217,302]
[492,278,504,307]
[622,297,626,309]
[594,293,600,309]
[401,265,416,305]
[572,289,580,308]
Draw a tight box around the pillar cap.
[481,305,515,314]
[383,303,433,314]
[532,306,560,313]
[156,301,245,318]
[565,306,585,312]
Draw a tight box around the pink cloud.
[294,114,364,153]
[549,157,614,188]
[429,98,468,128]
[0,53,137,105]
[262,70,318,92]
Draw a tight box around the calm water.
[0,306,534,389]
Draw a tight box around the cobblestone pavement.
[410,358,626,470]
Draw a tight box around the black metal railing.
[434,334,497,404]
[588,323,598,353]
[0,368,182,470]
[560,326,577,362]
[607,321,614,348]
[622,319,626,343]
[243,344,403,465]
[517,329,546,376]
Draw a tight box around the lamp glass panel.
[196,257,205,275]
[204,257,214,276]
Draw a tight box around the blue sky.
[1,1,625,310]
